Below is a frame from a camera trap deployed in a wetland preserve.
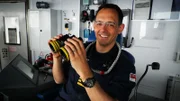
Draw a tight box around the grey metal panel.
[0,3,28,69]
[170,77,180,101]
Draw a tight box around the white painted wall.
[127,20,180,99]
[115,0,180,99]
[29,0,80,36]
[28,0,180,99]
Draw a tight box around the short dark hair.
[95,4,124,25]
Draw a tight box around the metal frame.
[3,17,21,45]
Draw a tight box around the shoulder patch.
[129,73,136,82]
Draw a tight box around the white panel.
[28,10,40,51]
[29,27,40,50]
[126,20,180,99]
[28,9,58,52]
[151,0,173,19]
[39,9,51,51]
[29,11,39,27]
[61,10,80,37]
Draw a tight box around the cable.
[134,65,150,101]
[133,62,160,101]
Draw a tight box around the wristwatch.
[82,77,96,88]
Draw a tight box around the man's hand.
[64,37,118,101]
[48,34,63,59]
[48,34,64,84]
[64,37,93,79]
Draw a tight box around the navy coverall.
[57,43,136,101]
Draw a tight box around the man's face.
[93,8,124,47]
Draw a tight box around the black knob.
[151,62,160,70]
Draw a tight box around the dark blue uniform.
[57,43,136,101]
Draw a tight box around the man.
[49,3,136,101]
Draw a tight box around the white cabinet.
[28,9,57,51]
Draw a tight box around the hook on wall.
[72,10,75,16]
[85,5,90,11]
[63,11,66,17]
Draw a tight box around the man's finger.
[72,37,84,50]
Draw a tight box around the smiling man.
[93,5,124,53]
[50,3,136,101]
